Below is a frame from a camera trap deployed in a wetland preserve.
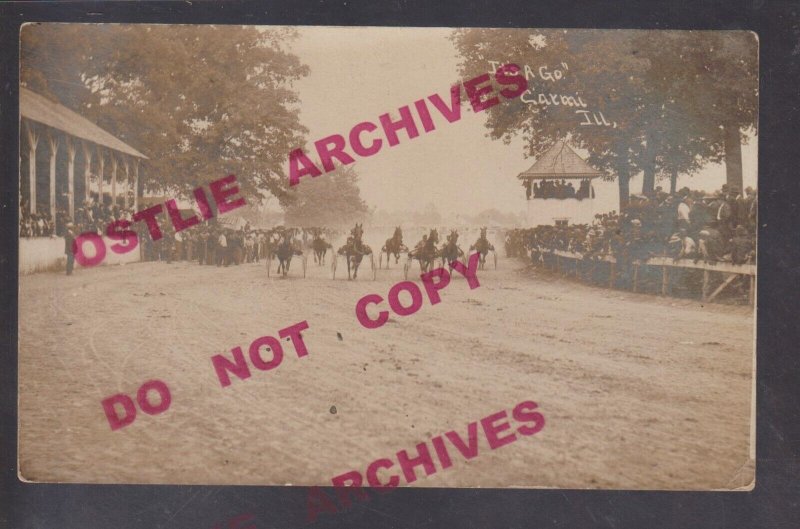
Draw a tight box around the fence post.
[702,270,711,301]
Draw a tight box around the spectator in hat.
[697,223,725,264]
[731,225,755,265]
[668,228,697,260]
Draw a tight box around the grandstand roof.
[20,87,148,159]
[517,140,602,180]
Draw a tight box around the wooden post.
[702,270,711,301]
[25,121,39,214]
[97,148,105,205]
[111,155,118,208]
[661,265,669,296]
[123,158,130,209]
[66,139,76,219]
[82,142,93,203]
[556,254,560,273]
[133,159,140,211]
[48,133,60,220]
[633,263,640,292]
[749,275,755,305]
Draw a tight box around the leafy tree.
[21,24,309,204]
[636,31,758,192]
[283,165,369,227]
[451,29,651,208]
[450,29,756,206]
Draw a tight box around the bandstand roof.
[517,140,602,180]
[20,87,148,159]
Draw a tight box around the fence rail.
[540,250,755,304]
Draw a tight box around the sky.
[287,27,758,219]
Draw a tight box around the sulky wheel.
[403,256,411,280]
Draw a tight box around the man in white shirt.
[217,231,228,266]
[677,196,692,229]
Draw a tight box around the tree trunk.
[723,124,743,192]
[641,132,657,196]
[617,166,631,211]
[641,167,655,196]
[670,168,678,195]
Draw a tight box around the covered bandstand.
[517,140,603,226]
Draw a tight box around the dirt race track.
[18,252,755,489]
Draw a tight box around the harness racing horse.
[379,226,408,269]
[272,230,304,278]
[335,223,374,280]
[469,227,496,270]
[406,228,439,278]
[265,227,287,264]
[311,232,333,265]
[439,229,465,267]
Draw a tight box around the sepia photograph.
[17,25,757,490]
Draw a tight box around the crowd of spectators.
[19,207,55,237]
[137,223,273,266]
[524,178,594,200]
[137,224,337,268]
[20,195,134,238]
[506,184,757,267]
[20,191,342,273]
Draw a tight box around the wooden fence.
[540,250,755,304]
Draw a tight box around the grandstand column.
[111,155,118,208]
[48,133,60,220]
[97,148,105,205]
[123,158,130,209]
[67,138,76,218]
[82,142,93,202]
[133,160,139,211]
[24,121,39,214]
